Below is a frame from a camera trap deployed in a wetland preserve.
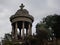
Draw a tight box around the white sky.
[0,0,60,39]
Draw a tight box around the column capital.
[15,22,18,39]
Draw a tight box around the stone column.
[11,25,14,38]
[22,21,24,39]
[28,24,32,35]
[19,28,21,37]
[15,22,18,39]
[30,26,32,35]
[26,29,28,36]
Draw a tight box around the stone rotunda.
[10,4,34,40]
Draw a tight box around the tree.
[43,14,60,38]
[36,22,51,45]
[36,22,51,39]
[2,34,13,45]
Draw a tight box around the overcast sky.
[0,0,60,39]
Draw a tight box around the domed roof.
[15,9,29,15]
[10,4,34,22]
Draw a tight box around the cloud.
[47,0,60,9]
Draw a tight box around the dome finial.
[20,3,24,10]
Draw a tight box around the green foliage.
[43,14,57,28]
[43,14,60,38]
[36,22,50,39]
[35,14,60,40]
[3,40,13,45]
